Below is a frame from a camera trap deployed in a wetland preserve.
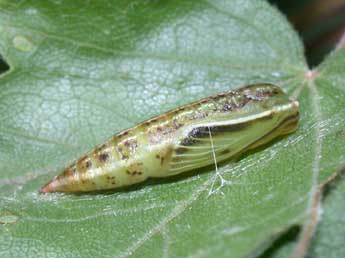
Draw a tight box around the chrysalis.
[40,83,299,193]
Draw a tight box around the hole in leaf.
[258,225,300,258]
[0,55,10,75]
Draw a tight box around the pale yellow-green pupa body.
[40,84,299,193]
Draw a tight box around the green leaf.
[258,49,345,258]
[304,50,345,258]
[0,1,344,257]
[264,49,345,258]
[306,171,345,258]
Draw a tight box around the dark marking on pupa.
[126,170,142,176]
[156,154,165,166]
[85,160,92,169]
[99,153,110,162]
[220,149,231,155]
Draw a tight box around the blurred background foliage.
[0,0,345,74]
[269,0,345,66]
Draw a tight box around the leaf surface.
[0,1,344,258]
